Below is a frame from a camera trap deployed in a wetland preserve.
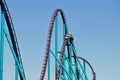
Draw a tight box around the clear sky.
[1,0,120,80]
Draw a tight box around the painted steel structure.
[0,0,96,80]
[0,0,26,80]
[40,9,96,80]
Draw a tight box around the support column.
[83,60,86,80]
[15,64,18,80]
[93,73,96,80]
[62,23,66,79]
[48,52,50,80]
[0,11,5,80]
[69,45,72,78]
[55,15,58,80]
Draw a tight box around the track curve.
[78,56,96,80]
[40,9,68,80]
[0,0,26,79]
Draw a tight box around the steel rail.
[0,0,26,79]
[40,9,68,80]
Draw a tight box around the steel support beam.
[0,10,4,80]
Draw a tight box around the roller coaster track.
[0,0,96,79]
[40,9,96,80]
[0,0,26,79]
[40,9,68,80]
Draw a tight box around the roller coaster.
[0,0,96,80]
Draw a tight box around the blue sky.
[1,0,120,80]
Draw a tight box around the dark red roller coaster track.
[40,9,68,80]
[40,9,96,80]
[0,0,95,79]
